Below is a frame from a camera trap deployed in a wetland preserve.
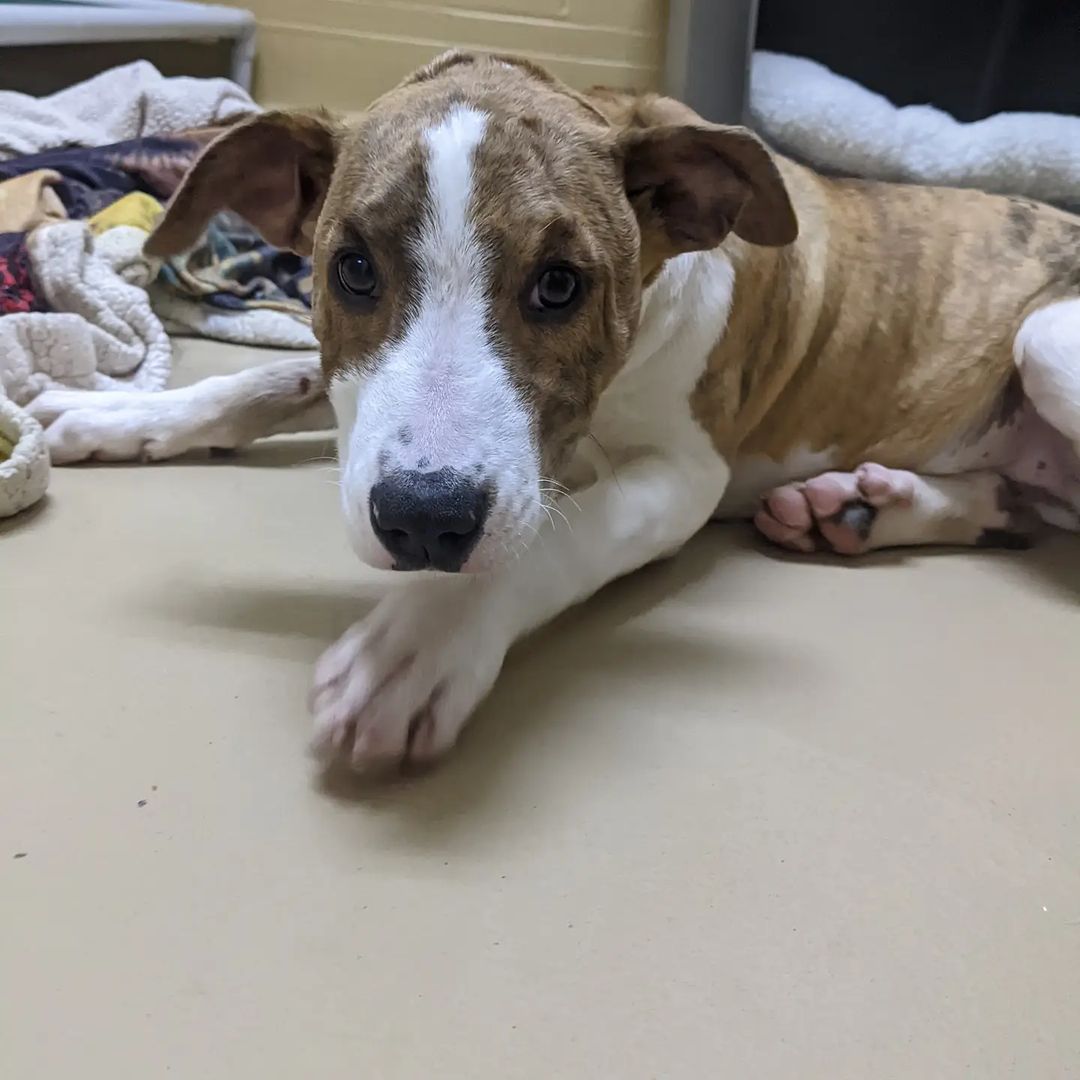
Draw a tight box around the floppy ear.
[619,123,798,255]
[145,109,339,257]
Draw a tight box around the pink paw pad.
[754,464,917,555]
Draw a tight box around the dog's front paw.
[27,390,205,463]
[310,580,508,772]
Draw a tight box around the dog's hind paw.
[754,463,915,555]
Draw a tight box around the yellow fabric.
[0,169,66,232]
[88,192,163,236]
[0,431,13,462]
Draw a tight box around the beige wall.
[220,0,666,110]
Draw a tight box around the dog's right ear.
[145,110,340,257]
[618,122,797,255]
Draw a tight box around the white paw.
[27,390,210,463]
[37,409,187,463]
[310,579,508,772]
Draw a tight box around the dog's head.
[148,51,796,572]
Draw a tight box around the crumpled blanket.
[0,221,170,407]
[750,51,1080,212]
[151,287,318,350]
[0,135,205,220]
[0,65,258,517]
[159,211,313,316]
[88,191,165,236]
[0,169,66,233]
[0,61,253,162]
[0,220,164,519]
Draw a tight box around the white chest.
[588,248,737,461]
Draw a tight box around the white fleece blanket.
[750,51,1080,212]
[1,223,170,405]
[0,222,171,516]
[152,291,318,350]
[0,60,254,162]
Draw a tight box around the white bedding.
[750,51,1080,212]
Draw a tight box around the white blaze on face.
[331,105,541,570]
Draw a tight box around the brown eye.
[335,251,378,298]
[528,265,582,314]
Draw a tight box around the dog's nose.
[369,468,490,571]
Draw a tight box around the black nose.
[369,468,490,572]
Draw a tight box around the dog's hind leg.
[1011,298,1080,528]
[26,356,331,463]
[1015,299,1080,448]
[755,465,1036,555]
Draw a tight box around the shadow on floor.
[313,528,808,842]
[0,496,50,537]
[129,503,1080,840]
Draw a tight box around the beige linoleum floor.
[3,340,1079,1079]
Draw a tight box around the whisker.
[543,498,572,532]
[538,475,571,493]
[586,433,622,493]
[543,488,582,514]
[538,476,582,514]
[285,450,341,467]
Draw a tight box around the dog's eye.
[335,251,378,298]
[527,265,582,315]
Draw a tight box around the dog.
[28,50,1080,770]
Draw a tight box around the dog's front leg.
[27,357,331,463]
[311,451,728,771]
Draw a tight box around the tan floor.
[3,339,1080,1079]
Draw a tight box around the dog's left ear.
[618,124,797,254]
[145,109,340,257]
